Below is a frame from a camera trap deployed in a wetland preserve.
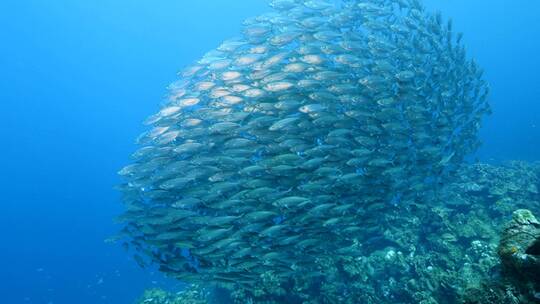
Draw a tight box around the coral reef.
[135,285,209,304]
[134,162,540,303]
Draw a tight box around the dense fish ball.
[117,0,490,291]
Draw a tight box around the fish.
[304,0,333,10]
[118,0,490,291]
[264,81,295,92]
[209,122,240,134]
[269,117,299,131]
[299,103,326,114]
[221,71,242,81]
[300,54,325,65]
[173,142,204,154]
[244,211,278,222]
[283,62,310,73]
[273,196,311,208]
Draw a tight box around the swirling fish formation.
[117,0,490,289]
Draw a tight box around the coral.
[136,285,209,304]
[135,162,540,303]
[460,282,522,304]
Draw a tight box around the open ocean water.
[0,1,538,304]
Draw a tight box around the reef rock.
[498,209,540,292]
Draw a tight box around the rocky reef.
[496,209,540,303]
[499,209,540,281]
[134,161,540,304]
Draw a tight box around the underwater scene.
[1,0,539,303]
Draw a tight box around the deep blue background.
[0,1,538,303]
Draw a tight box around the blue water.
[0,1,538,303]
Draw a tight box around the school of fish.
[116,0,490,290]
